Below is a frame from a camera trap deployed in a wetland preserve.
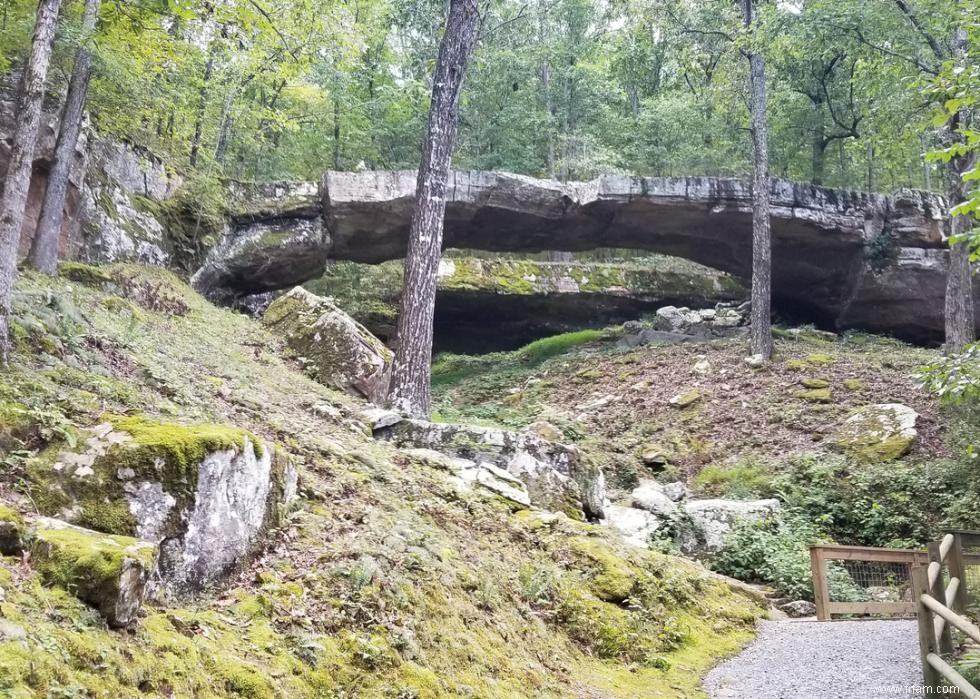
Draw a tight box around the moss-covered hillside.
[0,264,762,698]
[431,326,980,548]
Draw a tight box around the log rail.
[913,530,980,696]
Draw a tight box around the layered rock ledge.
[191,170,979,343]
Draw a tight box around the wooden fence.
[810,544,930,620]
[913,530,980,697]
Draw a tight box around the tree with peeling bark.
[741,0,773,360]
[387,0,481,418]
[0,0,63,362]
[28,0,102,274]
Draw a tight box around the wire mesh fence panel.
[811,545,928,619]
[827,560,914,605]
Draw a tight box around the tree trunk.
[0,0,62,361]
[943,28,975,354]
[811,102,826,186]
[867,142,876,191]
[743,0,773,360]
[190,55,214,168]
[387,0,480,418]
[333,94,341,170]
[28,0,100,274]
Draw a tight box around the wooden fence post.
[810,546,829,621]
[928,541,955,655]
[912,564,942,691]
[947,534,967,615]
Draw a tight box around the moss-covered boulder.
[27,416,297,589]
[669,388,703,408]
[0,505,25,555]
[262,287,392,403]
[834,403,918,461]
[30,517,156,627]
[378,419,605,521]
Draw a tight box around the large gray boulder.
[834,403,918,461]
[376,419,605,521]
[26,418,296,590]
[191,182,327,302]
[262,287,392,403]
[603,504,661,547]
[679,498,781,554]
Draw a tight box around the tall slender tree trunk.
[944,27,975,353]
[742,0,773,359]
[945,155,975,353]
[0,0,62,361]
[28,0,100,274]
[867,142,876,191]
[811,103,826,186]
[214,87,235,163]
[190,55,214,168]
[387,0,480,418]
[333,93,341,170]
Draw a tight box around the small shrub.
[711,514,864,602]
[918,342,980,404]
[694,459,775,499]
[772,453,980,548]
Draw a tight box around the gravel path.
[704,619,921,699]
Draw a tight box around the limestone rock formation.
[192,182,328,303]
[604,486,779,555]
[262,287,392,403]
[30,517,155,627]
[602,504,661,547]
[304,256,747,350]
[834,403,918,461]
[403,447,531,507]
[26,417,296,589]
[191,169,976,342]
[376,418,605,520]
[679,499,781,554]
[76,141,179,266]
[631,482,679,517]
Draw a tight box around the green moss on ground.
[0,264,764,698]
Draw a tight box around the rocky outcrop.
[26,417,296,589]
[303,256,746,351]
[191,181,328,302]
[604,479,779,554]
[192,169,976,343]
[834,403,918,461]
[75,140,180,266]
[30,517,155,627]
[262,287,392,403]
[375,418,605,521]
[403,447,532,507]
[679,499,780,554]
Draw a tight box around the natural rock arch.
[192,170,979,344]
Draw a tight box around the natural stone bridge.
[192,170,980,343]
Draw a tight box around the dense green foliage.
[1,0,973,192]
[711,514,864,602]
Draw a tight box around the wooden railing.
[913,530,980,697]
[810,544,929,620]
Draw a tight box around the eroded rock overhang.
[192,169,978,343]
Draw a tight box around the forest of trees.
[0,0,976,396]
[0,0,974,190]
